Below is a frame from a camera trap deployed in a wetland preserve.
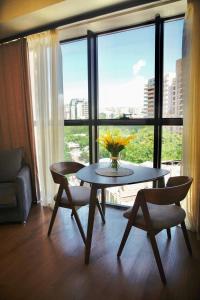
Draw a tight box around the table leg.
[153,177,165,188]
[85,184,97,264]
[101,188,105,216]
[158,176,165,188]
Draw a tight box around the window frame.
[61,14,184,168]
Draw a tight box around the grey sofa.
[0,148,33,223]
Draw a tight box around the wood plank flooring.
[0,205,200,300]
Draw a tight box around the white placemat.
[95,167,134,177]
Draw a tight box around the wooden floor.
[0,205,200,300]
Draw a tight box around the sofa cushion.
[0,183,17,208]
[0,148,23,182]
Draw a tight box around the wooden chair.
[48,162,105,243]
[117,176,193,284]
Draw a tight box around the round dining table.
[76,162,169,264]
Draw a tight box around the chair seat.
[54,186,92,207]
[124,203,186,230]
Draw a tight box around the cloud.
[132,59,146,75]
[99,75,146,108]
[99,59,147,108]
[64,81,88,103]
[63,59,147,109]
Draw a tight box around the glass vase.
[110,154,120,170]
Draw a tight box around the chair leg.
[148,231,167,284]
[71,207,80,218]
[96,199,105,224]
[181,221,192,255]
[48,203,59,236]
[72,208,86,244]
[166,228,171,239]
[117,220,132,257]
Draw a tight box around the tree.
[122,127,153,163]
[162,128,182,161]
[99,126,182,164]
[64,125,182,164]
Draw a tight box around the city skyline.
[61,19,184,114]
[64,58,183,120]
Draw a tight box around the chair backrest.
[50,161,85,185]
[139,176,193,205]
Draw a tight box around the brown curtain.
[0,38,39,201]
[182,0,200,235]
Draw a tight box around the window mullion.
[154,15,164,169]
[87,30,98,163]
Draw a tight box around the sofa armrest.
[15,165,33,221]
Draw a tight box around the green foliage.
[64,126,89,161]
[162,128,182,161]
[64,125,182,164]
[122,127,154,163]
[99,126,153,163]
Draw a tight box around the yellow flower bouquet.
[98,130,134,170]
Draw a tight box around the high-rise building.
[143,78,155,117]
[69,98,88,119]
[143,59,183,119]
[163,73,176,117]
[167,77,176,116]
[176,59,183,117]
[64,104,70,119]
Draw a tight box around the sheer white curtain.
[28,30,64,206]
[182,0,200,235]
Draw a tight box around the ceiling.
[59,0,186,41]
[0,0,186,42]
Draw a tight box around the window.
[161,126,183,178]
[62,39,90,169]
[98,25,155,119]
[62,39,88,120]
[61,16,184,206]
[163,19,184,118]
[64,126,89,164]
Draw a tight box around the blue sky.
[61,19,184,108]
